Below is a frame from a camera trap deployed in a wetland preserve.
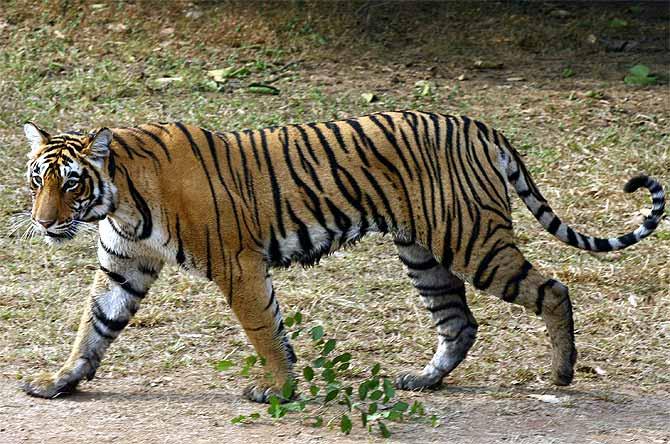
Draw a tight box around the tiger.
[19,111,664,403]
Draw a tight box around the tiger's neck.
[101,149,158,245]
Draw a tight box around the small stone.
[473,60,504,70]
[549,9,572,18]
[106,23,128,32]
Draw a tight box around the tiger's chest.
[97,217,191,270]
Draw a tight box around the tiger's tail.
[498,140,665,252]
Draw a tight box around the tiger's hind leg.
[455,244,577,386]
[394,241,478,390]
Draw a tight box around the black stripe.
[361,167,398,230]
[566,227,578,246]
[438,323,469,342]
[99,266,147,298]
[138,264,159,278]
[325,197,352,242]
[99,239,130,259]
[92,300,129,331]
[501,260,533,302]
[211,131,249,247]
[434,314,464,328]
[294,124,321,166]
[427,300,464,314]
[464,210,482,268]
[368,114,413,180]
[324,121,350,154]
[594,237,613,251]
[112,133,143,159]
[175,216,186,265]
[399,255,439,270]
[246,130,263,170]
[204,129,245,251]
[107,151,116,180]
[238,131,255,208]
[134,126,172,161]
[286,201,314,258]
[146,123,170,134]
[397,121,433,243]
[267,227,284,266]
[205,225,213,280]
[123,168,153,240]
[108,218,135,240]
[264,287,276,311]
[508,168,520,182]
[128,132,160,165]
[293,137,324,192]
[259,128,286,237]
[535,279,558,315]
[473,240,516,290]
[546,217,561,234]
[92,322,115,340]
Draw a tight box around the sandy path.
[2,376,668,444]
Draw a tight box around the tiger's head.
[23,123,117,244]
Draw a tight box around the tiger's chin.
[44,229,78,245]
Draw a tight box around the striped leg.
[22,250,162,398]
[456,243,577,386]
[218,253,296,403]
[394,242,478,390]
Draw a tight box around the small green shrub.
[216,312,436,438]
[624,64,657,86]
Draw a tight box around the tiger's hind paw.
[21,372,79,399]
[394,371,443,391]
[551,366,574,386]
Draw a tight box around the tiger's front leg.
[217,251,296,403]
[22,246,163,399]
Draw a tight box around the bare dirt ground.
[1,1,669,443]
[2,377,670,443]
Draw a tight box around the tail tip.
[623,175,651,193]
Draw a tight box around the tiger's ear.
[84,128,113,160]
[23,122,50,158]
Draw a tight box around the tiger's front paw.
[394,371,443,391]
[21,372,80,399]
[243,382,293,404]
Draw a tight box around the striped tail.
[500,146,665,252]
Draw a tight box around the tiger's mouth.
[39,221,82,245]
[45,230,76,243]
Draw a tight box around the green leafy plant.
[215,311,434,437]
[561,67,575,78]
[624,64,657,86]
[608,18,628,28]
[414,80,435,97]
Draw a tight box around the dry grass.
[0,1,668,442]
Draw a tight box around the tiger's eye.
[64,179,79,190]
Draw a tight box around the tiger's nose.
[36,218,56,229]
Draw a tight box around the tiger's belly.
[264,220,393,268]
